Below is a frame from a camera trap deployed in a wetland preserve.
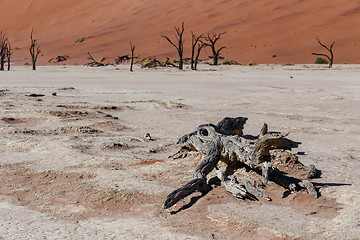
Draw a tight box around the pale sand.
[0,64,359,239]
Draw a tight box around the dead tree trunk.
[194,41,206,70]
[163,117,318,210]
[0,31,7,71]
[130,42,135,72]
[29,28,40,70]
[6,41,12,71]
[312,37,335,68]
[204,33,226,65]
[191,33,203,70]
[161,22,185,70]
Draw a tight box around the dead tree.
[130,42,135,72]
[29,28,41,70]
[312,37,335,68]
[191,32,203,70]
[0,31,8,71]
[204,33,226,65]
[194,41,206,70]
[84,52,105,67]
[163,117,319,210]
[6,41,13,71]
[161,22,185,70]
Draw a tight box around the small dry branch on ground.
[49,55,68,63]
[84,52,113,67]
[114,55,131,64]
[163,117,319,209]
[141,58,176,68]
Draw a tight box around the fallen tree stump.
[163,117,319,209]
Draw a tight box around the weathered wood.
[115,55,131,64]
[216,117,247,135]
[164,116,319,210]
[142,58,176,68]
[194,137,222,178]
[242,178,271,201]
[216,169,247,199]
[262,162,272,184]
[299,180,318,198]
[163,177,207,209]
[84,52,105,67]
[307,164,318,178]
[269,169,299,191]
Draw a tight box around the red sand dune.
[1,0,360,65]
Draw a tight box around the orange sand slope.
[1,0,360,65]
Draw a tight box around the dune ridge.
[1,0,360,65]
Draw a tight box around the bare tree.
[194,41,206,70]
[191,32,203,70]
[6,41,13,71]
[312,37,335,68]
[0,31,8,71]
[130,42,135,72]
[29,28,41,70]
[161,22,185,70]
[204,33,226,65]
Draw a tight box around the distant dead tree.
[0,31,8,71]
[29,28,41,70]
[191,32,203,70]
[204,33,226,65]
[312,37,335,68]
[194,40,206,70]
[6,41,13,71]
[161,22,185,70]
[130,42,135,72]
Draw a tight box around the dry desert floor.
[0,64,359,239]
